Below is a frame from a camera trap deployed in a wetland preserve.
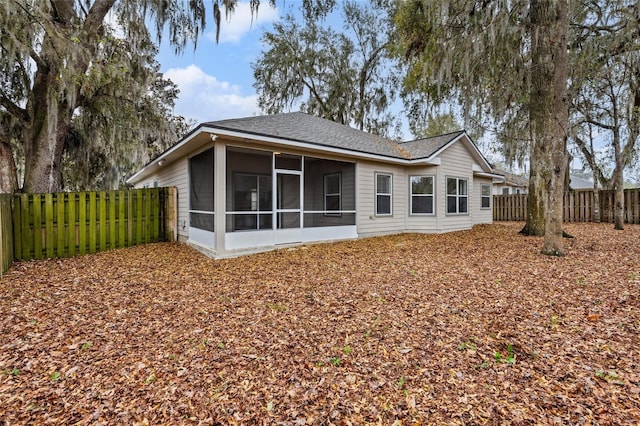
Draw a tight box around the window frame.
[409,175,435,215]
[446,176,469,215]
[375,172,393,216]
[480,184,491,209]
[323,173,342,217]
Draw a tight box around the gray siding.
[357,161,407,236]
[437,142,474,232]
[404,166,439,233]
[134,156,190,241]
[473,178,494,225]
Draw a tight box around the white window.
[410,176,434,215]
[502,187,510,195]
[324,173,341,216]
[447,177,468,214]
[481,184,491,209]
[375,173,392,216]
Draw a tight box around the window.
[481,184,491,209]
[324,173,341,216]
[410,176,434,215]
[502,187,510,195]
[375,173,392,216]
[446,177,468,214]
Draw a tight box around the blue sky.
[156,2,288,125]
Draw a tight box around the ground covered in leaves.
[1,222,639,425]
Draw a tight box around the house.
[127,112,502,257]
[492,169,529,195]
[568,175,595,190]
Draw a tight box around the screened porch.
[224,146,357,251]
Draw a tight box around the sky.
[157,2,287,125]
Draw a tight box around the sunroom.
[188,144,357,254]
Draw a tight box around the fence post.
[0,194,15,276]
[165,187,178,242]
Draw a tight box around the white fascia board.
[474,171,505,180]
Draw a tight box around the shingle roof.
[206,112,460,160]
[492,169,529,187]
[398,131,465,159]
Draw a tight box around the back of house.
[127,112,501,257]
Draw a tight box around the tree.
[0,0,286,194]
[62,65,195,191]
[0,0,207,193]
[412,112,461,138]
[569,0,640,230]
[395,0,570,255]
[252,1,399,137]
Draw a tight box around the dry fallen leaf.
[0,222,639,424]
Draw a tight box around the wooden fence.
[494,188,640,224]
[0,194,13,276]
[0,187,177,272]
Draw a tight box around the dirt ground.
[1,222,639,424]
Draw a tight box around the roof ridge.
[400,129,465,144]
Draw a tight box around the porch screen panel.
[303,157,356,227]
[189,148,214,231]
[226,147,273,232]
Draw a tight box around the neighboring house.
[127,112,502,257]
[568,175,595,190]
[492,169,529,195]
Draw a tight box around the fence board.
[33,194,43,259]
[109,193,116,250]
[494,189,640,224]
[0,194,14,276]
[68,193,76,257]
[57,193,66,257]
[21,194,31,260]
[99,191,107,251]
[78,193,87,255]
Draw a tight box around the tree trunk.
[613,141,624,230]
[593,186,600,223]
[520,152,546,236]
[23,120,68,193]
[529,0,569,256]
[0,139,18,194]
[22,65,71,193]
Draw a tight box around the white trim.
[409,175,436,216]
[189,228,215,249]
[302,225,357,242]
[224,226,358,251]
[446,176,469,215]
[374,172,393,216]
[226,229,275,250]
[480,183,492,210]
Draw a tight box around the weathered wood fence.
[0,187,177,274]
[493,188,640,224]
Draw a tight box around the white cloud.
[207,2,279,44]
[165,65,259,123]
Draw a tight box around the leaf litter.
[1,222,639,424]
